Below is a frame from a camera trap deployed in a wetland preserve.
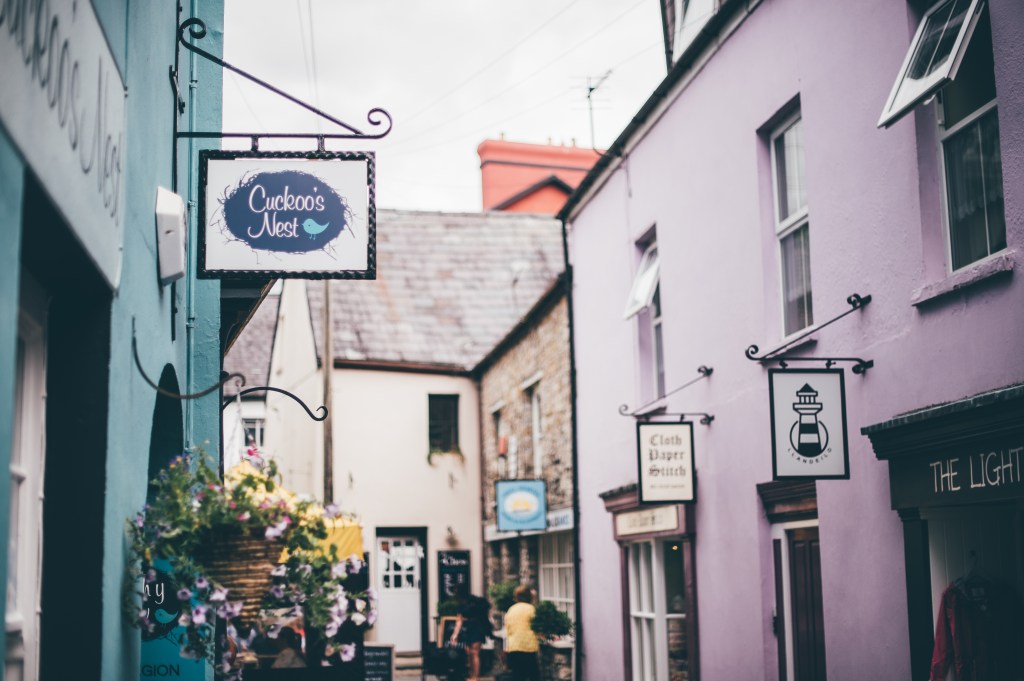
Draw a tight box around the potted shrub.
[126,450,374,675]
[531,601,573,681]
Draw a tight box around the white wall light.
[155,187,187,285]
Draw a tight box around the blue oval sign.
[222,170,349,253]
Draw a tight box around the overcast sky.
[222,0,667,212]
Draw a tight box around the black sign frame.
[636,421,697,505]
[363,643,395,681]
[437,550,471,601]
[197,149,376,281]
[769,368,851,481]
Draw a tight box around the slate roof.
[308,209,563,370]
[223,293,280,396]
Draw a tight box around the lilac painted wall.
[570,0,1024,679]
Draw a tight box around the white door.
[6,279,48,681]
[375,536,422,653]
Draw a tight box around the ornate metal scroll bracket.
[744,293,874,374]
[618,366,714,423]
[221,386,328,422]
[639,412,715,426]
[173,18,393,143]
[131,318,245,400]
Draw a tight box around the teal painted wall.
[100,0,225,678]
[0,0,223,678]
[0,130,26,659]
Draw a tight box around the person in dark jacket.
[450,592,492,681]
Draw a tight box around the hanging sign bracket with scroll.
[172,17,391,280]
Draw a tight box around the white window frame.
[937,97,1001,272]
[877,0,985,128]
[771,519,819,681]
[650,285,666,399]
[524,380,544,477]
[770,113,813,338]
[623,242,660,320]
[539,532,574,623]
[626,539,687,681]
[242,417,265,449]
[7,279,48,681]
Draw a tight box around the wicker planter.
[194,530,283,624]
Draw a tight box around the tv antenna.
[587,70,612,150]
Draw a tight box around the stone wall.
[480,295,573,521]
[480,293,573,596]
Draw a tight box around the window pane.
[775,120,806,222]
[980,110,1006,255]
[624,244,661,319]
[663,541,685,614]
[945,114,996,270]
[653,285,665,398]
[667,617,689,681]
[780,224,814,335]
[643,619,656,680]
[641,543,654,612]
[429,395,459,451]
[941,7,996,128]
[906,0,972,81]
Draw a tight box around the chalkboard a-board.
[364,644,395,681]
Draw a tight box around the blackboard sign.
[438,550,470,600]
[364,644,394,681]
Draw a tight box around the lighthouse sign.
[769,369,849,480]
[198,150,375,279]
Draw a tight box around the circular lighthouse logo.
[788,383,829,459]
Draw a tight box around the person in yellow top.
[505,585,540,681]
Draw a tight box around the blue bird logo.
[302,218,330,239]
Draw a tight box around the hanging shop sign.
[0,0,126,288]
[437,550,471,600]
[769,369,850,480]
[637,422,696,504]
[496,480,547,532]
[198,150,375,279]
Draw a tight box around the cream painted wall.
[264,280,484,645]
[331,368,482,643]
[263,280,324,498]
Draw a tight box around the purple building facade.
[563,0,1024,680]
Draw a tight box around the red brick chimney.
[477,139,601,214]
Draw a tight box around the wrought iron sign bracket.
[619,366,714,423]
[745,294,874,375]
[221,386,328,422]
[172,18,392,146]
[131,318,245,400]
[640,412,715,426]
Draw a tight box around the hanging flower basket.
[125,450,376,671]
[192,529,284,626]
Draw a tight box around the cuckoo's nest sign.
[769,369,850,480]
[199,151,375,279]
[637,422,696,504]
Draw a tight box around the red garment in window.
[930,580,1024,681]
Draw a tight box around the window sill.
[911,250,1015,307]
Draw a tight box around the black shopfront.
[864,384,1024,681]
